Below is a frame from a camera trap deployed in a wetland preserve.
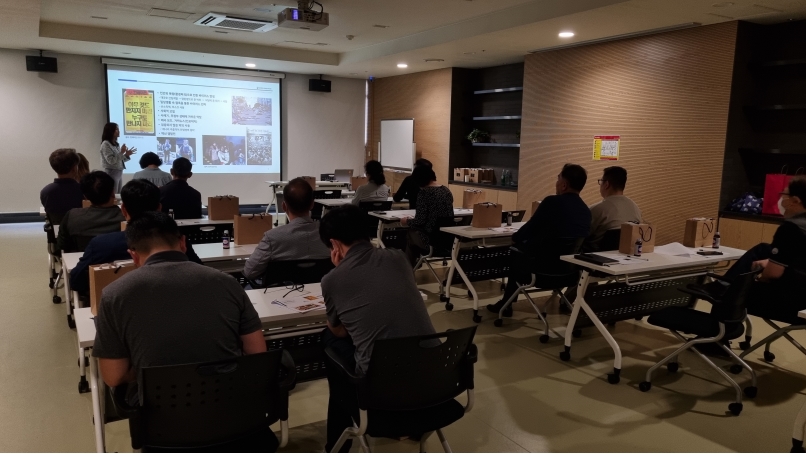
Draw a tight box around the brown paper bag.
[619,222,656,254]
[471,202,502,228]
[462,189,485,209]
[531,201,541,215]
[683,218,716,248]
[82,199,91,208]
[300,176,316,189]
[453,168,468,181]
[467,169,479,183]
[351,176,368,190]
[90,261,137,315]
[479,169,494,184]
[233,214,273,245]
[120,221,127,232]
[207,195,239,220]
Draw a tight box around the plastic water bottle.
[223,230,230,249]
[506,212,513,226]
[168,209,174,220]
[713,231,721,249]
[634,238,643,257]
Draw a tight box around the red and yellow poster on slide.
[122,89,155,136]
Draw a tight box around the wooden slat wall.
[518,22,738,245]
[370,68,452,184]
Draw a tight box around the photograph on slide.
[175,138,196,163]
[156,137,176,165]
[202,135,246,166]
[246,129,272,166]
[232,96,272,125]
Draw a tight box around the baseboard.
[0,212,45,224]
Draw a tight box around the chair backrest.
[599,228,623,252]
[313,189,342,200]
[136,351,283,450]
[361,326,478,411]
[65,234,97,253]
[711,270,758,323]
[525,236,585,276]
[358,201,394,237]
[260,258,335,288]
[429,216,472,256]
[501,210,526,223]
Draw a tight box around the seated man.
[586,166,642,252]
[70,179,201,294]
[132,152,172,187]
[93,212,266,401]
[40,148,83,223]
[487,164,592,316]
[243,177,331,282]
[318,205,436,452]
[56,171,125,254]
[160,157,202,219]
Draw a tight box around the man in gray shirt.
[93,212,265,398]
[242,177,331,281]
[132,152,172,187]
[586,166,642,251]
[318,205,435,452]
[56,171,125,254]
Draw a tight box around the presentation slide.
[105,66,281,176]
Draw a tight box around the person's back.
[586,166,641,251]
[771,212,806,291]
[351,160,390,205]
[410,185,454,237]
[133,167,172,187]
[41,148,84,221]
[513,193,591,255]
[393,159,433,210]
[57,171,125,253]
[159,157,202,219]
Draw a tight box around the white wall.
[0,47,366,212]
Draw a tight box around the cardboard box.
[462,189,485,209]
[233,214,273,245]
[90,261,136,315]
[471,202,503,228]
[531,201,541,215]
[300,176,316,189]
[683,218,716,248]
[350,176,368,190]
[619,222,656,254]
[207,195,239,220]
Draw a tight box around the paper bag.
[351,176,368,190]
[90,261,136,315]
[120,221,127,232]
[468,169,480,183]
[300,176,316,189]
[531,201,541,215]
[462,189,485,209]
[683,218,716,248]
[453,168,468,181]
[471,202,502,228]
[207,195,239,220]
[82,199,91,208]
[233,213,273,245]
[479,169,494,184]
[619,222,656,254]
[762,168,792,215]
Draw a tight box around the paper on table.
[489,226,520,233]
[272,293,326,313]
[654,242,697,257]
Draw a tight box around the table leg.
[449,238,481,323]
[78,333,89,393]
[265,186,277,215]
[562,270,588,358]
[376,220,386,249]
[65,270,75,329]
[89,355,106,452]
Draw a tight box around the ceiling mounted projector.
[278,1,329,31]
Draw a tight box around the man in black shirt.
[488,164,592,316]
[56,171,126,254]
[40,148,83,223]
[159,157,202,219]
[393,158,432,209]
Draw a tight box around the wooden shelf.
[473,87,523,95]
[745,104,806,111]
[719,210,784,224]
[757,58,806,68]
[448,180,518,192]
[738,147,806,155]
[472,115,522,120]
[471,143,520,148]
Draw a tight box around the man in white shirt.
[586,166,642,252]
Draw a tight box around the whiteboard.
[380,119,415,170]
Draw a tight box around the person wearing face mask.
[317,204,436,453]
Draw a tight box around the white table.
[314,197,402,216]
[62,252,89,394]
[439,223,524,322]
[368,208,474,248]
[175,216,234,227]
[559,246,745,384]
[265,180,349,214]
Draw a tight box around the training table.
[368,208,474,249]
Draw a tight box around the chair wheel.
[607,373,620,384]
[49,280,55,289]
[728,402,743,416]
[67,315,76,329]
[500,283,505,291]
[730,364,743,374]
[78,378,89,394]
[764,351,776,362]
[445,302,454,311]
[560,351,571,362]
[572,329,582,338]
[52,295,61,304]
[667,362,679,373]
[494,318,503,327]
[792,442,806,453]
[739,341,751,350]
[539,334,549,344]
[639,381,652,392]
[744,386,757,398]
[472,313,482,323]
[439,294,447,302]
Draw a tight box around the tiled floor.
[1,221,804,452]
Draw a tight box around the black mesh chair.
[44,213,64,304]
[312,190,343,220]
[494,237,585,343]
[415,216,473,309]
[324,327,478,453]
[111,350,296,452]
[638,271,759,416]
[359,201,394,238]
[249,259,335,289]
[501,210,526,224]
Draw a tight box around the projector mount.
[297,0,324,20]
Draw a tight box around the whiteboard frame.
[379,118,415,171]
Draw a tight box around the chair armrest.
[323,346,365,385]
[678,287,720,305]
[278,349,297,392]
[706,272,732,283]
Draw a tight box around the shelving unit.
[473,87,523,95]
[471,115,522,120]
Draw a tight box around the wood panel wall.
[518,22,738,245]
[370,68,452,184]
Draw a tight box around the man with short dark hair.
[56,171,125,254]
[319,205,436,452]
[243,177,330,281]
[159,157,202,219]
[93,212,266,396]
[40,148,83,222]
[586,166,642,251]
[133,152,172,187]
[487,164,592,316]
[69,179,201,294]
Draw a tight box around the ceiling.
[2,0,806,79]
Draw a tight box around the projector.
[277,8,329,31]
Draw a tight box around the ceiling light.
[462,51,476,55]
[397,63,408,68]
[90,16,107,19]
[558,31,575,38]
[373,24,390,29]
[424,58,445,62]
[245,63,256,68]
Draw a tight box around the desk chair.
[359,201,393,238]
[415,216,473,311]
[493,238,585,342]
[111,350,296,452]
[325,327,478,453]
[501,210,526,224]
[638,271,759,416]
[249,258,335,289]
[312,190,343,220]
[44,213,63,304]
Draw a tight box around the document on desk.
[654,242,698,258]
[489,226,520,234]
[272,293,326,313]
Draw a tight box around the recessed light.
[373,24,390,29]
[397,63,408,68]
[424,58,445,62]
[245,63,256,68]
[90,16,107,19]
[558,31,575,38]
[462,51,476,55]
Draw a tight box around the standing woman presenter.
[99,122,136,193]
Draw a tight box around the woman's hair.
[101,122,119,145]
[412,165,437,187]
[76,153,90,181]
[139,152,163,169]
[414,158,432,169]
[365,160,386,185]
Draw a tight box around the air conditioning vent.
[194,12,277,32]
